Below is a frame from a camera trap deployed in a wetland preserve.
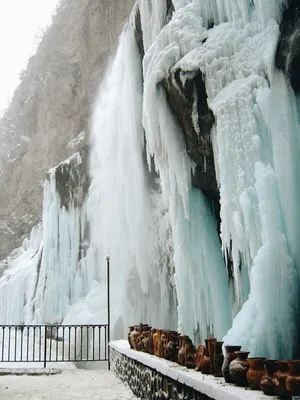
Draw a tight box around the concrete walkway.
[0,369,137,399]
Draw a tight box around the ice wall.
[0,153,98,326]
[0,0,300,360]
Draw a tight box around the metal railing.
[0,324,109,368]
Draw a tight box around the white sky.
[0,0,59,113]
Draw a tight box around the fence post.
[106,256,111,370]
[43,326,47,368]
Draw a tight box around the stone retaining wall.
[110,340,277,400]
[111,347,210,400]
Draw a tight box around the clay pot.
[222,345,242,383]
[161,330,169,358]
[286,360,300,396]
[178,335,196,368]
[149,328,156,355]
[195,344,205,372]
[153,329,161,357]
[246,357,266,390]
[141,331,150,353]
[201,339,212,374]
[229,351,250,386]
[260,360,279,396]
[130,325,141,350]
[273,361,290,398]
[207,338,217,374]
[213,341,224,377]
[165,332,179,362]
[128,326,135,349]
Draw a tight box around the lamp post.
[106,256,111,370]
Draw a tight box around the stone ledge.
[0,368,62,376]
[110,340,279,400]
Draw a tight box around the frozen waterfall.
[0,0,300,359]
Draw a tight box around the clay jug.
[153,329,161,357]
[178,336,186,366]
[207,338,217,374]
[166,332,179,362]
[260,360,279,395]
[222,345,242,383]
[185,336,196,369]
[130,325,140,350]
[142,331,150,353]
[195,344,205,372]
[149,328,156,355]
[178,335,196,368]
[213,341,224,377]
[247,357,266,390]
[286,360,300,396]
[273,361,290,398]
[229,351,250,386]
[128,326,135,349]
[201,339,212,374]
[161,330,169,358]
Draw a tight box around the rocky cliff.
[0,0,135,261]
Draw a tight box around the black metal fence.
[0,324,109,367]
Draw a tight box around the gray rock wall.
[111,347,210,400]
[0,0,136,260]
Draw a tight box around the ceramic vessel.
[130,325,141,350]
[165,332,179,362]
[207,338,217,374]
[260,360,278,395]
[222,345,242,383]
[247,357,266,390]
[229,351,250,386]
[153,329,161,357]
[273,361,290,398]
[195,344,205,372]
[128,326,135,349]
[201,339,212,374]
[286,360,300,396]
[149,328,156,355]
[213,341,224,377]
[178,335,196,368]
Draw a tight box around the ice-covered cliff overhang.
[276,0,300,93]
[48,145,90,210]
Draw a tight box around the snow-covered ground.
[0,369,137,400]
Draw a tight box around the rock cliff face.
[276,0,300,94]
[0,0,135,260]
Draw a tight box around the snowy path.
[0,370,138,400]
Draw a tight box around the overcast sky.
[0,0,59,114]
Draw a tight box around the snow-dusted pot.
[247,357,266,390]
[222,345,242,382]
[229,351,250,386]
[286,360,300,396]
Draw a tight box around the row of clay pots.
[128,326,224,376]
[223,346,300,397]
[128,325,195,365]
[128,326,300,397]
